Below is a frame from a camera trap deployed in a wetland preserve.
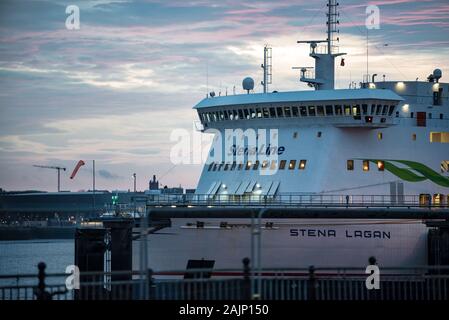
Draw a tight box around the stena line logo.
[228,144,285,156]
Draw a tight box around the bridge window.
[370,104,376,115]
[284,106,291,117]
[276,107,283,117]
[256,108,262,118]
[289,160,296,170]
[376,105,382,115]
[300,106,307,116]
[326,105,333,116]
[347,160,354,171]
[363,160,370,171]
[317,105,325,116]
[362,104,368,115]
[292,106,299,117]
[279,160,286,170]
[335,105,342,115]
[269,107,276,117]
[430,132,449,143]
[382,105,388,115]
[238,109,244,119]
[377,161,385,171]
[344,105,351,116]
[388,105,395,116]
[263,108,269,118]
[308,106,316,116]
[243,109,249,119]
[299,160,307,170]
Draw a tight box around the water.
[0,239,74,275]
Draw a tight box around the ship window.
[216,112,221,121]
[395,111,399,118]
[430,132,449,143]
[253,160,260,170]
[376,104,382,115]
[231,162,237,170]
[238,163,244,170]
[292,106,299,117]
[325,105,333,116]
[232,110,238,120]
[224,111,229,120]
[388,105,395,116]
[412,133,416,141]
[410,112,414,118]
[370,104,376,115]
[382,105,388,115]
[308,106,316,116]
[317,105,324,116]
[428,113,432,119]
[352,105,360,116]
[288,160,296,170]
[362,104,368,115]
[335,105,342,115]
[218,162,224,171]
[378,132,383,140]
[347,160,354,171]
[243,109,249,119]
[263,108,269,118]
[293,132,298,139]
[344,105,351,116]
[317,131,322,138]
[441,160,449,172]
[377,161,385,171]
[270,160,277,170]
[284,107,291,117]
[224,163,230,171]
[269,107,276,117]
[300,106,307,116]
[261,160,269,169]
[245,161,252,170]
[299,160,307,170]
[256,108,262,118]
[363,160,370,171]
[440,114,444,120]
[213,163,218,171]
[238,109,244,119]
[276,107,283,117]
[208,162,214,171]
[279,160,286,170]
[249,109,256,119]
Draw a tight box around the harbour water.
[0,240,74,276]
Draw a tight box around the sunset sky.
[0,0,448,192]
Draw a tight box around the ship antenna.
[261,45,272,93]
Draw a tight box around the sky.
[0,0,448,192]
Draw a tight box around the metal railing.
[146,193,448,209]
[2,263,449,301]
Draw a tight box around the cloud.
[97,169,122,180]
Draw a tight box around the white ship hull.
[133,218,428,277]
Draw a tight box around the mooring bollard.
[242,257,251,300]
[308,265,317,301]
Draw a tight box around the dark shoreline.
[0,226,76,241]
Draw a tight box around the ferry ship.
[134,0,449,275]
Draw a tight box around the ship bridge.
[195,89,403,130]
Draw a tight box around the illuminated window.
[347,160,354,171]
[412,133,416,141]
[245,161,252,170]
[279,160,286,170]
[335,105,342,115]
[284,107,291,117]
[344,105,351,115]
[263,108,269,118]
[261,160,269,169]
[441,160,449,172]
[299,160,307,170]
[377,132,383,140]
[253,160,260,170]
[430,132,449,143]
[288,160,296,170]
[308,106,316,116]
[270,160,277,170]
[256,108,262,118]
[377,161,384,171]
[363,160,370,171]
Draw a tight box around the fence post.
[35,262,51,300]
[242,257,251,300]
[308,265,317,301]
[147,268,154,300]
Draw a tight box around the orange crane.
[33,165,67,192]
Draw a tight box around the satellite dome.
[433,69,442,81]
[242,77,255,93]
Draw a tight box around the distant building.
[149,175,159,190]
